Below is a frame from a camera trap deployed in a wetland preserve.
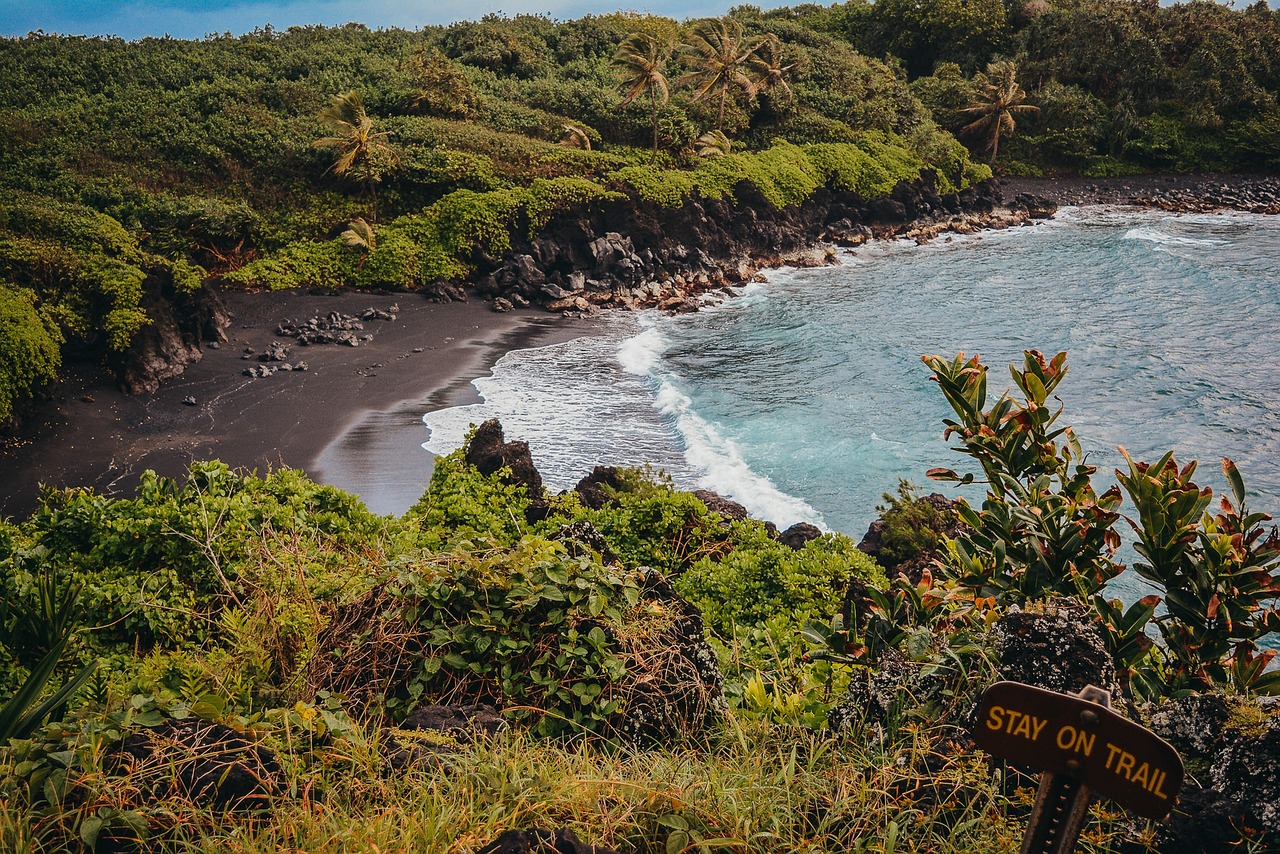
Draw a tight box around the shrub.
[0,285,62,421]
[406,447,535,551]
[677,523,885,642]
[18,464,383,652]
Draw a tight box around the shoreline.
[0,291,598,521]
[3,173,1277,523]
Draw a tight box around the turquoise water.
[426,208,1280,551]
[423,205,1280,644]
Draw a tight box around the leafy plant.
[0,640,96,742]
[923,350,1123,603]
[1116,451,1280,696]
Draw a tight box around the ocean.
[424,207,1280,546]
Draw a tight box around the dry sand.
[0,290,596,521]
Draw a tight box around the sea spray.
[425,208,1280,556]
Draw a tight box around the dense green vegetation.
[3,348,1278,849]
[0,10,997,421]
[3,2,1277,419]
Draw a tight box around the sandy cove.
[0,290,597,521]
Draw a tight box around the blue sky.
[1,0,752,39]
[4,0,1274,40]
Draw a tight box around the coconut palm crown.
[679,18,761,133]
[612,32,671,161]
[960,61,1039,163]
[313,90,398,220]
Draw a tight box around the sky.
[1,0,750,40]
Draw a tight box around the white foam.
[1122,225,1226,247]
[652,375,826,530]
[422,318,693,489]
[617,322,665,376]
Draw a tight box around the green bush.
[406,447,534,551]
[0,285,62,421]
[677,524,885,642]
[16,463,382,652]
[381,539,642,736]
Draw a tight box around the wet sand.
[0,290,596,521]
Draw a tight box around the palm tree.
[313,91,399,221]
[679,18,760,133]
[960,61,1039,163]
[340,218,376,267]
[559,124,592,150]
[612,32,671,162]
[694,130,732,158]
[747,34,797,107]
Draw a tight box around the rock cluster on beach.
[232,306,403,378]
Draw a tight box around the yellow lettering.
[1013,713,1035,739]
[1031,717,1048,741]
[1005,709,1024,734]
[1105,743,1124,770]
[1117,751,1136,779]
[1152,769,1170,800]
[1131,762,1150,789]
[1055,725,1097,756]
[986,706,1005,732]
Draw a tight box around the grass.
[5,708,1161,852]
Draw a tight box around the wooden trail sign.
[972,682,1185,854]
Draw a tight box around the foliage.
[959,61,1038,163]
[874,480,958,569]
[922,349,1280,702]
[0,564,97,742]
[677,522,885,645]
[383,540,642,737]
[1115,451,1280,697]
[13,463,383,653]
[406,446,534,551]
[612,32,672,160]
[923,350,1123,603]
[0,285,61,422]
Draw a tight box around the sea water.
[422,208,1280,612]
[425,208,1280,531]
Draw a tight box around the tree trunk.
[651,89,659,163]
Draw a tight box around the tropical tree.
[312,91,399,221]
[959,60,1038,162]
[612,32,671,161]
[679,18,761,133]
[340,218,376,267]
[747,33,797,108]
[695,129,732,157]
[559,124,593,150]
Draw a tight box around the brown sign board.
[972,681,1184,821]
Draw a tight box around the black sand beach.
[0,291,594,521]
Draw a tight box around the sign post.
[971,682,1185,854]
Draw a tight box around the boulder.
[692,489,749,522]
[778,522,822,550]
[465,419,544,498]
[992,606,1121,698]
[1012,193,1058,219]
[1209,717,1280,835]
[115,275,230,395]
[613,568,724,745]
[573,466,629,509]
[551,519,617,564]
[401,703,506,742]
[108,718,285,810]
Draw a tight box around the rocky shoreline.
[55,170,1280,402]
